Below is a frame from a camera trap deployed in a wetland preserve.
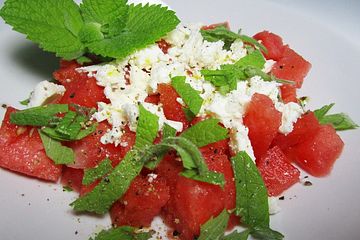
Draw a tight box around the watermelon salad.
[0,0,358,239]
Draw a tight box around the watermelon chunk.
[61,166,84,193]
[110,175,170,227]
[286,124,344,177]
[257,146,300,196]
[253,31,286,61]
[66,122,133,169]
[53,60,108,108]
[158,84,189,129]
[272,112,321,150]
[0,107,62,182]
[271,47,312,88]
[243,93,282,159]
[280,84,298,103]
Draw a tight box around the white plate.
[1,0,360,239]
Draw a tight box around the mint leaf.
[171,76,204,115]
[235,49,265,69]
[163,123,177,138]
[200,25,267,53]
[223,230,250,240]
[80,0,128,25]
[10,104,68,126]
[144,123,176,170]
[90,226,152,240]
[250,226,284,240]
[55,111,83,138]
[319,113,358,131]
[0,0,84,59]
[231,151,269,227]
[181,118,228,147]
[39,130,74,165]
[82,158,113,185]
[198,209,230,240]
[79,22,104,43]
[41,122,97,141]
[314,103,334,120]
[71,149,144,214]
[314,103,358,131]
[182,107,196,121]
[135,105,159,148]
[19,98,30,106]
[86,4,179,59]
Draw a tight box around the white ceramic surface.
[1,0,360,239]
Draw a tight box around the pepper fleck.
[1,104,7,108]
[304,181,313,186]
[279,196,285,200]
[69,93,76,98]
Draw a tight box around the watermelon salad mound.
[0,0,358,240]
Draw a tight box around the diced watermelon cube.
[66,122,134,169]
[53,60,108,108]
[280,84,298,103]
[243,93,282,159]
[253,31,286,61]
[286,124,344,177]
[271,47,312,88]
[257,146,300,196]
[110,175,170,227]
[158,84,189,129]
[272,111,321,150]
[61,166,84,193]
[0,107,62,182]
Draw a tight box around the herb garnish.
[0,0,179,60]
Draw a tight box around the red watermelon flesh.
[257,146,300,196]
[271,47,312,88]
[253,31,286,61]
[243,93,282,160]
[0,107,62,182]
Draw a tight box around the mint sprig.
[198,209,230,240]
[171,76,204,115]
[135,105,159,148]
[82,158,113,186]
[89,226,152,240]
[314,103,358,131]
[200,25,267,53]
[0,0,180,60]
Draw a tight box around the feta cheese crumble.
[28,81,65,107]
[80,23,303,157]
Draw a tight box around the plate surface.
[1,0,360,239]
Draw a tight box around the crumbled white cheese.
[147,173,158,183]
[263,59,276,73]
[84,23,303,149]
[28,81,65,107]
[277,102,304,134]
[268,197,281,215]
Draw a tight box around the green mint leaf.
[71,150,144,214]
[19,98,30,106]
[319,113,358,131]
[82,158,113,185]
[181,118,228,147]
[76,56,93,65]
[144,123,176,170]
[80,0,129,26]
[79,22,104,44]
[180,169,225,187]
[39,130,74,165]
[135,105,159,148]
[10,104,69,126]
[235,49,265,69]
[231,151,269,227]
[223,229,250,240]
[200,25,267,53]
[198,209,230,240]
[86,4,180,59]
[314,103,334,120]
[41,122,97,141]
[90,226,152,240]
[250,226,284,240]
[163,123,177,138]
[182,107,196,122]
[314,103,358,131]
[171,76,204,115]
[0,0,84,59]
